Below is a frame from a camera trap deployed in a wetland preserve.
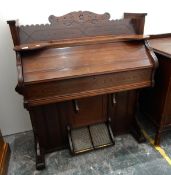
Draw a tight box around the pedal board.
[67,122,115,155]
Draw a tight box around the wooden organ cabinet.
[7,11,157,170]
[140,34,171,145]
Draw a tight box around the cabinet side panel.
[29,103,67,152]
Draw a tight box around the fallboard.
[24,68,152,107]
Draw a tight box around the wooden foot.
[130,118,146,143]
[154,131,161,146]
[36,156,45,170]
[35,141,45,170]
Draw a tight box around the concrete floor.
[5,116,171,175]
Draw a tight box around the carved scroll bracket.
[144,40,159,87]
[15,52,24,94]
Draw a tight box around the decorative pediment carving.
[19,11,135,44]
[48,11,110,26]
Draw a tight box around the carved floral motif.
[19,11,135,44]
[48,11,110,26]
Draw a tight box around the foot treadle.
[68,123,115,155]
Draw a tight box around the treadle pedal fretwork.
[70,127,94,154]
[89,123,113,149]
[68,122,115,155]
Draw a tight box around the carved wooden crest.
[48,11,111,25]
[19,11,135,44]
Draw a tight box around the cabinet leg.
[130,118,146,143]
[130,90,146,143]
[154,131,161,146]
[35,140,45,170]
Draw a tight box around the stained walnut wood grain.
[24,69,152,107]
[7,11,156,170]
[149,37,171,58]
[22,41,152,84]
[124,13,147,34]
[108,91,137,135]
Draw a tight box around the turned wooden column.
[0,130,10,175]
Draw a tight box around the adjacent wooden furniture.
[140,34,171,145]
[7,11,157,169]
[0,130,10,175]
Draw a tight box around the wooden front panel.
[28,92,139,152]
[29,103,68,152]
[108,91,137,135]
[64,95,107,128]
[25,68,152,106]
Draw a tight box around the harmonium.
[7,11,158,169]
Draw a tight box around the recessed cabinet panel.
[108,91,137,135]
[66,95,107,128]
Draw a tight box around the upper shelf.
[14,34,149,52]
